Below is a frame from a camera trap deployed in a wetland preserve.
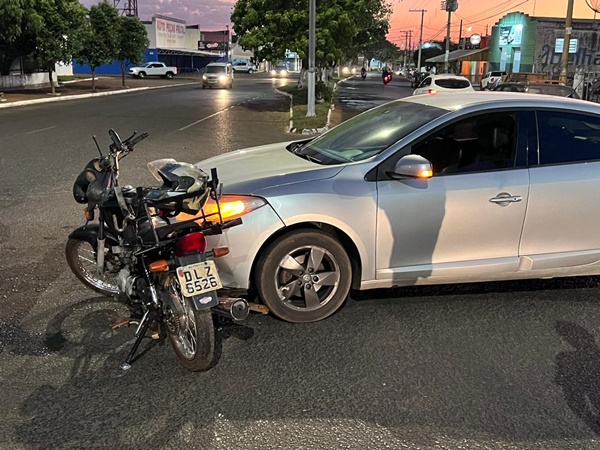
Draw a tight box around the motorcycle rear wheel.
[163,276,216,372]
[65,238,120,296]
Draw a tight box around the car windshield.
[435,78,470,88]
[206,66,226,74]
[291,101,447,165]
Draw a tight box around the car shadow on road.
[555,320,600,435]
[351,276,600,302]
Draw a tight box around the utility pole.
[410,9,427,71]
[458,19,463,50]
[559,0,575,85]
[307,0,316,117]
[401,30,412,70]
[442,0,458,73]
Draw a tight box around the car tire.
[165,72,173,79]
[248,69,253,74]
[138,72,145,79]
[255,229,352,323]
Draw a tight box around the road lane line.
[179,94,267,131]
[26,126,56,135]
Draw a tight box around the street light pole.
[306,0,316,117]
[559,0,575,85]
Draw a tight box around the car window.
[411,112,518,174]
[205,65,226,74]
[536,111,600,165]
[435,78,471,89]
[292,101,447,165]
[491,71,505,76]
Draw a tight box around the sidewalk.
[0,75,201,108]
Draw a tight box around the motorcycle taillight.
[175,232,207,257]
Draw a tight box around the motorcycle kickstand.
[120,310,161,371]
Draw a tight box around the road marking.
[179,110,228,130]
[179,94,267,131]
[26,126,56,135]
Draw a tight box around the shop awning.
[157,48,223,57]
[426,47,490,63]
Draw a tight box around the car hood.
[195,142,345,195]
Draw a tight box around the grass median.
[277,78,338,132]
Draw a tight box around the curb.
[278,74,350,135]
[0,81,197,109]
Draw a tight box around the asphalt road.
[2,72,600,450]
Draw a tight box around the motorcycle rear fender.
[68,223,119,247]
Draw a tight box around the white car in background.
[413,74,474,95]
[232,61,256,73]
[481,71,507,90]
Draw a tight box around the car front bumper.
[206,204,285,289]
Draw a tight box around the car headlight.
[177,195,268,223]
[202,75,207,80]
[271,70,277,76]
[218,75,227,81]
[280,70,287,76]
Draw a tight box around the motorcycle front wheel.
[65,238,120,296]
[163,275,216,372]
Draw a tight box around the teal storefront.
[489,12,537,74]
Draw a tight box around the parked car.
[232,61,256,73]
[481,71,507,90]
[202,62,234,89]
[187,93,600,323]
[493,82,580,98]
[413,74,474,95]
[128,62,177,79]
[271,64,289,77]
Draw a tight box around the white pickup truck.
[128,62,178,79]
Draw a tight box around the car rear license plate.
[176,260,222,297]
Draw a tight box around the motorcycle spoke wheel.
[164,276,216,371]
[65,238,120,296]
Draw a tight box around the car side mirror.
[386,155,433,180]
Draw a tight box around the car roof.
[427,74,470,81]
[207,62,229,66]
[400,91,600,113]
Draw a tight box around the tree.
[116,16,149,87]
[367,39,401,68]
[0,0,43,75]
[34,0,88,95]
[74,2,120,92]
[231,0,391,79]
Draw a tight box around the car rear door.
[375,110,530,284]
[519,109,600,272]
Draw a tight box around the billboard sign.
[155,17,186,48]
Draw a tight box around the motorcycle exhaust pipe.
[212,298,249,321]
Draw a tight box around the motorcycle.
[66,129,248,371]
[361,69,367,80]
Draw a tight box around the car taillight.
[428,88,437,95]
[175,232,207,257]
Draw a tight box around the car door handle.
[489,193,522,204]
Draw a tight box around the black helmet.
[147,159,209,214]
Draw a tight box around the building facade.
[489,12,600,78]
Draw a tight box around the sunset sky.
[389,0,599,46]
[83,1,600,44]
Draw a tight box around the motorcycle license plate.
[176,260,222,297]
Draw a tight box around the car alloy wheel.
[256,229,352,323]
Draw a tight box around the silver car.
[193,92,600,323]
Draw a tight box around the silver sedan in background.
[191,92,600,323]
